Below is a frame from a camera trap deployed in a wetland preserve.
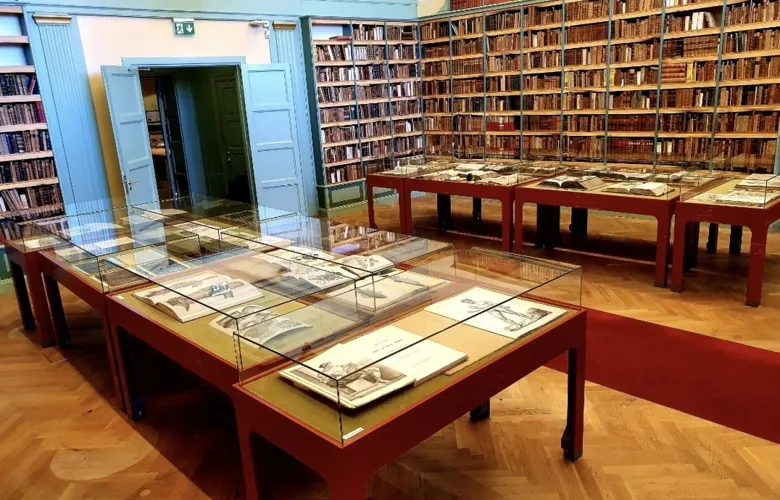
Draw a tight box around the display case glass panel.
[107,237,364,365]
[235,248,582,444]
[681,174,780,208]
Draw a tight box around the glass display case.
[33,207,206,293]
[525,163,706,200]
[106,236,363,365]
[131,194,295,237]
[221,217,454,278]
[234,248,582,444]
[375,155,562,187]
[680,174,780,209]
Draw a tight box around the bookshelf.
[303,17,424,213]
[420,0,780,173]
[0,6,62,221]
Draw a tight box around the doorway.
[138,65,252,204]
[103,62,307,213]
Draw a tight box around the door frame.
[121,56,251,202]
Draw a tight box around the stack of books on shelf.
[0,74,37,96]
[0,130,51,155]
[0,158,55,184]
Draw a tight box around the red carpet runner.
[549,309,780,444]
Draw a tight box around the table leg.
[470,400,491,421]
[437,194,452,232]
[548,206,561,249]
[501,196,513,252]
[473,197,483,227]
[403,187,414,236]
[691,222,700,268]
[514,199,525,254]
[561,339,585,462]
[683,222,697,272]
[729,225,743,256]
[43,274,70,348]
[655,211,673,288]
[569,208,588,238]
[670,215,687,293]
[706,223,719,254]
[327,475,370,500]
[535,205,547,248]
[114,326,144,420]
[236,420,274,500]
[366,178,376,230]
[9,261,34,331]
[745,225,768,308]
[25,256,55,347]
[397,182,408,234]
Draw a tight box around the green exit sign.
[173,18,195,36]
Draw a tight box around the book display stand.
[230,248,585,500]
[671,176,780,306]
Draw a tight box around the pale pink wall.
[78,16,272,202]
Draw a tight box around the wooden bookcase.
[0,6,62,224]
[302,17,424,214]
[420,0,780,173]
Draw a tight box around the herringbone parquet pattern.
[345,194,780,352]
[1,285,780,499]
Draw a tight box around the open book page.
[630,182,670,197]
[455,163,485,171]
[329,270,449,312]
[425,286,568,340]
[602,181,637,194]
[172,222,222,240]
[92,236,135,251]
[222,231,293,251]
[280,325,466,409]
[268,246,341,263]
[132,272,264,322]
[209,304,312,345]
[250,253,353,292]
[738,174,780,190]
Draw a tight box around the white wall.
[77,16,271,203]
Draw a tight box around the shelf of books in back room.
[0,69,62,220]
[313,18,423,188]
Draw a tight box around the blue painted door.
[240,64,305,214]
[101,66,159,206]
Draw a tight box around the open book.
[329,270,449,312]
[603,181,670,197]
[540,175,605,191]
[209,305,312,345]
[279,325,467,409]
[133,271,264,322]
[737,174,780,191]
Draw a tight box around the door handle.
[123,174,139,192]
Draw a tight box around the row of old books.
[453,39,482,56]
[0,184,61,213]
[454,98,485,112]
[424,98,451,113]
[424,116,453,131]
[720,84,780,106]
[452,58,484,75]
[453,79,483,94]
[452,17,483,36]
[387,26,417,41]
[566,23,609,44]
[665,11,718,33]
[423,61,448,76]
[665,36,719,58]
[424,45,449,59]
[661,113,714,132]
[724,29,780,53]
[716,111,779,132]
[721,56,780,80]
[391,64,420,79]
[422,22,449,40]
[352,46,387,61]
[487,75,521,92]
[395,118,423,133]
[353,25,385,41]
[725,0,780,26]
[391,81,419,98]
[0,103,45,126]
[362,121,392,138]
[0,75,37,97]
[324,144,358,165]
[424,80,449,95]
[0,130,51,156]
[486,11,521,31]
[320,106,357,124]
[454,115,484,131]
[326,163,362,185]
[0,159,56,184]
[487,55,521,72]
[487,33,521,52]
[321,126,357,145]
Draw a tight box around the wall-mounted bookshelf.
[0,6,62,221]
[420,0,780,173]
[303,17,424,213]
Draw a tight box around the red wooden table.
[104,294,241,420]
[38,252,127,412]
[403,178,515,252]
[514,184,678,287]
[365,174,409,233]
[231,309,586,500]
[671,199,780,307]
[3,245,55,347]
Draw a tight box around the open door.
[102,65,159,206]
[240,64,305,214]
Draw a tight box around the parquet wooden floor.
[2,282,780,498]
[341,194,780,352]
